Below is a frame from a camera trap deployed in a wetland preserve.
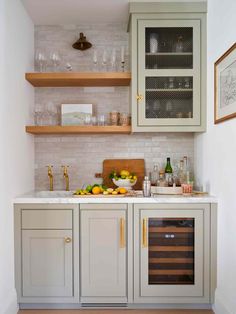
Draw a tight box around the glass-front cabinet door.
[140,209,204,297]
[137,20,201,127]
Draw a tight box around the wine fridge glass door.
[140,209,204,297]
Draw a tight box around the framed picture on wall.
[214,42,236,124]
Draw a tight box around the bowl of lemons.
[110,170,137,190]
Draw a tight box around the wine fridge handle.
[142,218,148,248]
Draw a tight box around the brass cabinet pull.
[120,218,125,248]
[142,218,148,248]
[65,237,72,244]
[136,94,143,101]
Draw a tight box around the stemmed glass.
[50,51,61,72]
[102,49,108,72]
[110,48,117,72]
[92,49,98,72]
[35,50,47,72]
[121,46,125,72]
[45,102,58,125]
[35,103,43,125]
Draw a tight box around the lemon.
[120,170,130,177]
[92,186,101,195]
[103,191,109,195]
[119,188,127,194]
[133,175,137,180]
[112,191,118,195]
[107,188,114,194]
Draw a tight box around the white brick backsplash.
[35,133,194,190]
[34,24,194,190]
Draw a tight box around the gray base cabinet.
[80,204,128,303]
[22,229,73,297]
[14,205,79,304]
[14,202,216,308]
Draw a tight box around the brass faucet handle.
[61,165,69,173]
[46,165,53,173]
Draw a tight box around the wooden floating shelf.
[25,72,131,87]
[25,125,132,135]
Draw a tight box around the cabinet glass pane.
[148,217,195,285]
[145,27,193,69]
[145,76,193,119]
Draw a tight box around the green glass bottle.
[165,157,173,186]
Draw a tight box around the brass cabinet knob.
[65,237,72,243]
[136,94,143,101]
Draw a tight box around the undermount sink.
[36,191,73,198]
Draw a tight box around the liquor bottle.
[157,170,167,187]
[178,159,185,185]
[165,157,173,186]
[183,156,190,184]
[150,164,159,186]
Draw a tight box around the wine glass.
[35,50,47,72]
[45,102,58,125]
[92,49,98,72]
[110,48,117,72]
[50,51,61,72]
[120,46,125,72]
[102,49,107,72]
[35,103,43,125]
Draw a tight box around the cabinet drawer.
[22,209,72,229]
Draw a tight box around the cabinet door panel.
[22,230,73,297]
[81,210,126,297]
[137,19,201,127]
[140,209,203,297]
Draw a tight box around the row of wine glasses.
[92,47,126,72]
[35,51,63,72]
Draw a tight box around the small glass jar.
[176,35,184,53]
[168,77,175,89]
[98,114,106,126]
[91,116,97,126]
[149,33,159,53]
[84,115,92,125]
[184,77,191,89]
[119,113,130,126]
[109,111,119,126]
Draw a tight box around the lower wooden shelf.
[25,125,132,135]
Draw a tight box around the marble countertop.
[13,190,217,204]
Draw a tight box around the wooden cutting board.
[102,159,145,190]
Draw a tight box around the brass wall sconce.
[72,33,92,51]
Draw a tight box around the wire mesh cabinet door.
[137,19,201,127]
[140,209,205,298]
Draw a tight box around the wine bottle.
[183,156,190,184]
[165,157,173,186]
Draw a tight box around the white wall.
[0,0,34,313]
[194,0,236,313]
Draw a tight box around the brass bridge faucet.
[47,165,54,191]
[62,165,70,191]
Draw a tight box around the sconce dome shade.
[72,32,92,51]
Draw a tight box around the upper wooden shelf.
[25,125,132,135]
[25,72,131,87]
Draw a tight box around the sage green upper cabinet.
[129,2,207,132]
